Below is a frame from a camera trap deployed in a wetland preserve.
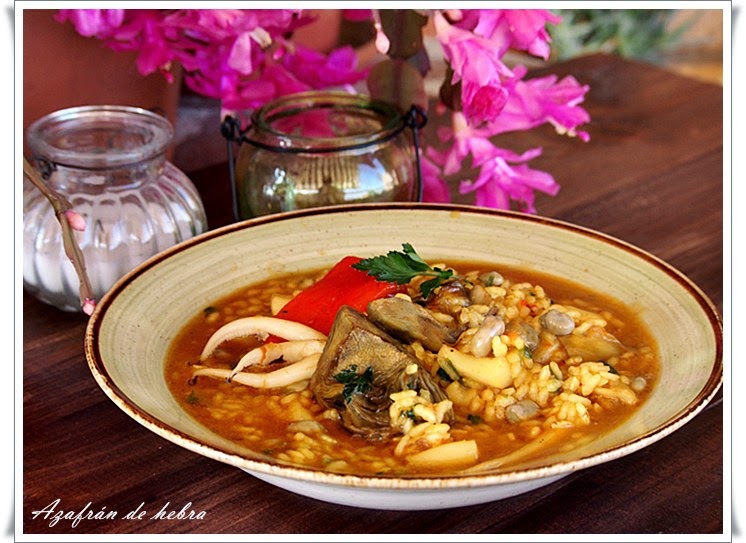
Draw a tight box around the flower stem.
[23,157,96,315]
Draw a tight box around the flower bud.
[64,210,86,231]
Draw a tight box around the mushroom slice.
[559,327,624,362]
[367,297,459,352]
[506,321,540,351]
[425,280,470,317]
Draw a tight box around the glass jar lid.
[26,105,174,169]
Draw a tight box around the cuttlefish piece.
[193,353,321,389]
[199,316,327,361]
[230,339,326,378]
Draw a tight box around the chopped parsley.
[605,362,619,375]
[334,364,374,404]
[437,358,461,383]
[437,367,455,382]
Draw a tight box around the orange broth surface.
[164,261,659,476]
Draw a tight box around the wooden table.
[22,54,725,536]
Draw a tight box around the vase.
[227,91,424,219]
[23,105,208,312]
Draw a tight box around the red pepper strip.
[275,256,405,336]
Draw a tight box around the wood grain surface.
[22,53,725,536]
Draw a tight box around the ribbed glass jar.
[23,105,208,312]
[233,91,420,219]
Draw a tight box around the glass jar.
[23,105,208,312]
[230,91,423,219]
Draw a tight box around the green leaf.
[468,414,482,425]
[419,277,442,299]
[548,9,685,62]
[401,243,428,267]
[352,243,454,299]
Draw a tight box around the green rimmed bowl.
[84,203,722,510]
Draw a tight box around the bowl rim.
[84,202,723,489]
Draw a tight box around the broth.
[165,260,659,476]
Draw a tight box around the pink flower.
[419,154,451,203]
[428,111,560,212]
[281,45,366,89]
[462,83,508,127]
[210,68,291,112]
[487,67,591,141]
[462,9,561,61]
[433,9,575,130]
[460,149,559,213]
[428,112,499,174]
[56,8,591,214]
[433,11,515,126]
[175,12,363,109]
[55,9,125,38]
[60,9,174,85]
[226,31,258,74]
[82,298,97,316]
[55,8,344,108]
[212,44,365,111]
[64,210,86,232]
[342,10,373,22]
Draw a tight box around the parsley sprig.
[352,243,454,299]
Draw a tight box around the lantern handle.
[220,115,247,222]
[404,105,428,203]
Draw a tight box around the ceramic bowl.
[84,203,722,510]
